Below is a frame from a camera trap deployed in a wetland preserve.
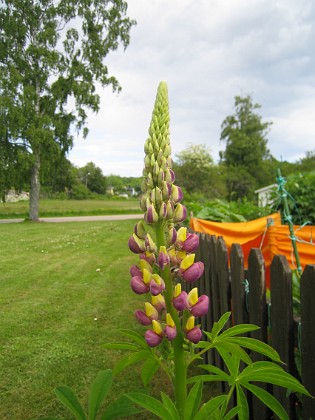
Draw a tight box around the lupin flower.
[150,273,165,296]
[151,294,166,311]
[158,246,170,270]
[176,227,199,253]
[130,275,149,295]
[173,283,188,311]
[187,288,209,317]
[145,320,163,347]
[128,233,146,254]
[178,254,204,283]
[145,203,159,224]
[135,302,159,325]
[164,313,177,341]
[185,316,202,344]
[173,203,187,223]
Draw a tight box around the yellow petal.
[173,283,182,298]
[152,273,162,285]
[180,254,195,271]
[177,227,187,242]
[140,259,152,272]
[145,302,158,318]
[186,316,195,331]
[152,320,163,335]
[166,313,175,327]
[143,268,152,284]
[187,288,199,306]
[152,294,164,306]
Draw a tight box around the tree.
[220,95,273,199]
[0,0,135,220]
[173,143,226,199]
[78,162,106,194]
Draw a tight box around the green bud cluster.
[140,82,186,229]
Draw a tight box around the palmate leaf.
[184,380,203,420]
[55,386,86,420]
[227,337,281,362]
[242,383,289,420]
[239,361,312,396]
[160,392,180,420]
[100,395,140,420]
[118,329,148,348]
[235,384,249,420]
[218,323,259,339]
[214,341,252,366]
[88,370,112,420]
[127,392,174,420]
[223,406,241,419]
[209,312,231,340]
[193,395,227,420]
[141,357,160,387]
[216,346,240,378]
[113,350,150,375]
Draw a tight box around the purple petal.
[164,325,177,341]
[182,234,200,253]
[130,276,149,294]
[173,204,187,223]
[158,251,170,270]
[128,236,144,254]
[150,280,165,296]
[186,326,202,344]
[135,310,152,325]
[130,265,142,277]
[181,261,204,283]
[145,330,163,347]
[173,291,188,311]
[190,295,209,317]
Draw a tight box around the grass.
[0,198,142,219]
[0,219,172,419]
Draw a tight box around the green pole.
[276,168,302,275]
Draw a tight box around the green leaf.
[88,370,112,420]
[55,386,87,420]
[113,350,149,375]
[210,312,231,340]
[193,395,227,420]
[235,384,249,420]
[184,380,203,420]
[160,392,180,420]
[103,343,140,351]
[239,361,311,396]
[223,406,241,419]
[119,329,148,348]
[218,323,259,339]
[200,364,232,382]
[216,347,240,379]
[243,382,289,420]
[188,374,227,384]
[215,341,252,366]
[127,392,173,419]
[101,395,140,420]
[141,357,160,387]
[227,337,281,362]
[194,340,209,349]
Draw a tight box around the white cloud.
[69,0,315,176]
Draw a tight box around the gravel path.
[0,214,141,224]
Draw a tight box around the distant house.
[255,184,277,207]
[126,187,137,197]
[106,186,114,195]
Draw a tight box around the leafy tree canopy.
[0,0,135,219]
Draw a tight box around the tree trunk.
[29,152,40,221]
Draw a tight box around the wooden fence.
[189,233,315,420]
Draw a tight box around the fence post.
[300,265,315,419]
[216,236,231,327]
[230,243,248,326]
[270,255,296,418]
[248,248,269,420]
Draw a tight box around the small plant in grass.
[52,82,312,419]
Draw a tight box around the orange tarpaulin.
[190,213,315,289]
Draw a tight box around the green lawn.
[0,198,142,219]
[0,219,170,419]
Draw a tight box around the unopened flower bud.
[145,203,159,224]
[182,233,199,253]
[134,220,147,239]
[128,234,146,254]
[130,276,149,294]
[173,203,187,223]
[165,168,175,183]
[164,313,176,341]
[145,233,157,253]
[162,181,172,200]
[145,329,163,347]
[171,185,183,203]
[180,261,204,283]
[151,294,165,311]
[150,274,165,296]
[173,284,188,311]
[135,310,151,325]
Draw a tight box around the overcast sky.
[68,0,315,177]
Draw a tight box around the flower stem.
[156,223,187,415]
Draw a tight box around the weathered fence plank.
[270,255,296,418]
[230,243,248,326]
[300,264,315,419]
[216,237,231,329]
